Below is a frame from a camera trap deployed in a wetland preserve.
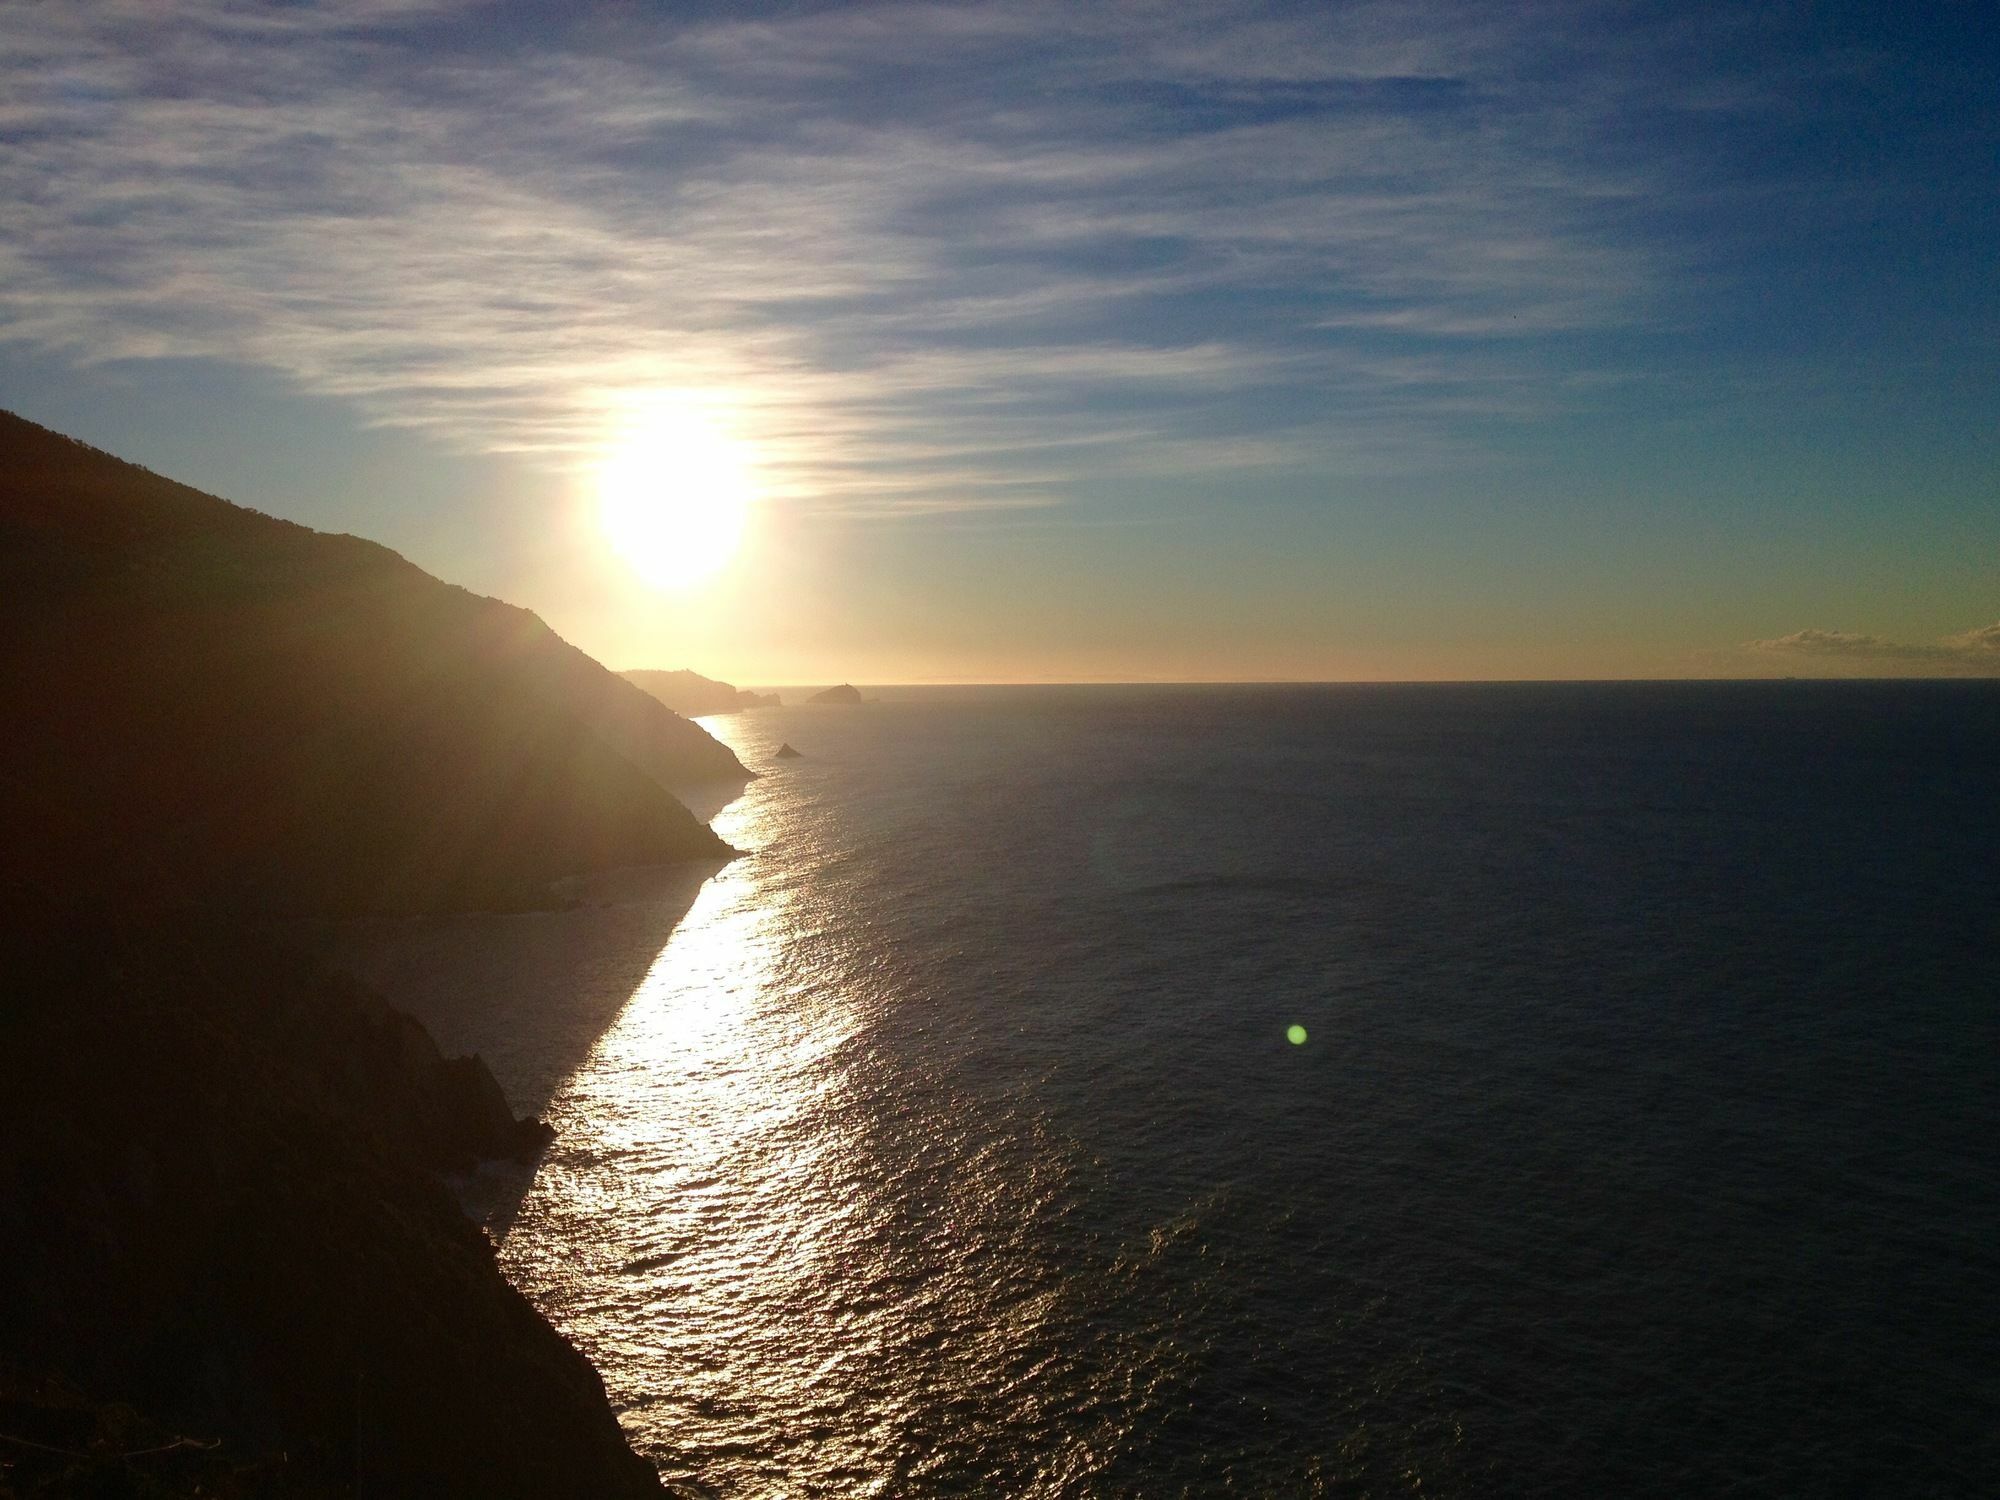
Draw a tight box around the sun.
[597,400,755,590]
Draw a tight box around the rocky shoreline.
[0,915,665,1498]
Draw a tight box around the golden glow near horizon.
[596,396,756,591]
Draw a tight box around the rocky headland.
[0,411,732,1494]
[807,682,864,705]
[0,411,743,917]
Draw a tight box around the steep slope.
[0,410,745,914]
[0,413,711,1492]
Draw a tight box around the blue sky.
[2,0,1994,681]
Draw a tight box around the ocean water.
[344,682,2000,1497]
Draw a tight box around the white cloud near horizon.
[1748,625,2000,665]
[0,0,1780,517]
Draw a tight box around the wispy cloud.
[1748,625,2000,667]
[0,0,1786,516]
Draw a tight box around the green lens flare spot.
[1286,1024,1308,1045]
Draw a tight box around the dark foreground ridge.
[0,413,696,1495]
[1,919,662,1498]
[624,667,779,715]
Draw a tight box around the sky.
[2,0,1995,684]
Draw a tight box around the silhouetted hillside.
[624,667,779,715]
[0,413,712,1493]
[0,410,744,914]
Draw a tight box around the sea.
[339,681,2000,1498]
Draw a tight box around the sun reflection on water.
[486,713,1157,1496]
[495,747,893,1486]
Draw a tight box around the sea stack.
[775,742,803,759]
[809,683,864,705]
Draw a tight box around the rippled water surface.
[346,683,2000,1497]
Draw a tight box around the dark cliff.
[0,414,690,1495]
[0,409,744,916]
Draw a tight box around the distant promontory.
[809,682,864,704]
[625,667,780,716]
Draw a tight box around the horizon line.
[720,675,2000,690]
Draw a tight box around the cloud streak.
[1748,625,2000,667]
[0,1,1798,516]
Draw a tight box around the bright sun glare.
[597,399,755,590]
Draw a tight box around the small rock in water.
[775,742,803,759]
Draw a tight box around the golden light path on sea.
[484,708,1149,1495]
[492,730,905,1490]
